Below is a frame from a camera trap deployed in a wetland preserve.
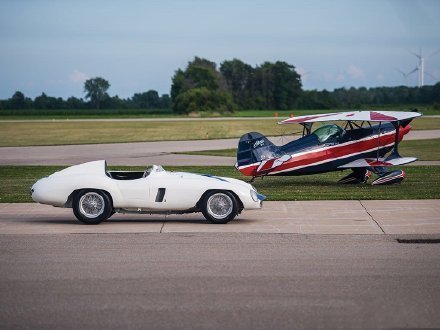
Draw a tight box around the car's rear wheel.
[73,190,113,224]
[201,191,238,224]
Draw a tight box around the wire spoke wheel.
[206,193,233,219]
[79,192,105,218]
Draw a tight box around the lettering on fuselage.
[253,139,265,148]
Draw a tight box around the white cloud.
[69,69,89,83]
[347,65,365,80]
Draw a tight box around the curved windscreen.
[312,124,343,143]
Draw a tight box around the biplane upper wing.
[279,110,422,124]
[338,157,417,168]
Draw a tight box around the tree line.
[298,84,440,109]
[1,56,439,112]
[170,57,302,113]
[0,78,172,110]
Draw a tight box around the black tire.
[201,191,238,224]
[72,190,113,225]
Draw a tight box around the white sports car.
[31,160,265,224]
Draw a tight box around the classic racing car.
[31,160,265,224]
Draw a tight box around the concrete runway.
[0,130,439,166]
[1,200,439,235]
[1,233,439,329]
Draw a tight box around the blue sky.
[1,0,439,99]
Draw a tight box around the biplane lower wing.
[338,157,417,168]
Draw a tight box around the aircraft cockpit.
[311,124,344,144]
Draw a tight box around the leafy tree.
[33,93,66,109]
[83,77,110,109]
[220,59,303,109]
[131,90,163,109]
[66,96,86,109]
[173,87,236,114]
[170,57,235,114]
[252,61,302,109]
[10,91,27,109]
[144,90,160,108]
[170,69,185,104]
[220,59,254,107]
[34,93,49,109]
[159,94,172,109]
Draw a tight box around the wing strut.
[300,123,313,136]
[390,121,401,158]
[376,122,382,161]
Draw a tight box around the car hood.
[170,171,254,190]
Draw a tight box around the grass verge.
[0,118,439,147]
[1,165,438,203]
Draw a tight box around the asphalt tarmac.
[0,233,439,329]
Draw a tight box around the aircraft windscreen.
[312,124,344,143]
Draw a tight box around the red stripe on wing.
[370,111,397,121]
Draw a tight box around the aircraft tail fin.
[236,132,286,176]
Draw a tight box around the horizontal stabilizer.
[256,154,292,174]
[338,157,417,168]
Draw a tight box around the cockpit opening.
[311,124,344,144]
[106,165,165,180]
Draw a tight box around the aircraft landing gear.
[339,168,405,185]
[371,169,405,185]
[338,169,371,184]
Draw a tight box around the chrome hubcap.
[79,192,105,218]
[207,193,233,219]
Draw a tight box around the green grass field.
[177,138,440,161]
[0,106,438,119]
[0,117,439,147]
[0,165,438,203]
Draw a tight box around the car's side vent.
[155,188,166,202]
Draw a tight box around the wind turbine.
[407,48,440,87]
[395,68,409,86]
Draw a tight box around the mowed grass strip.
[177,138,440,161]
[0,117,439,147]
[0,120,281,147]
[1,165,438,203]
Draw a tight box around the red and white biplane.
[236,110,422,185]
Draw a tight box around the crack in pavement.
[359,200,385,234]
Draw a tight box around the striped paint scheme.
[238,126,409,177]
[371,170,406,185]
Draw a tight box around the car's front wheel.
[201,191,238,224]
[73,190,113,224]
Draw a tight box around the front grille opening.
[396,238,440,244]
